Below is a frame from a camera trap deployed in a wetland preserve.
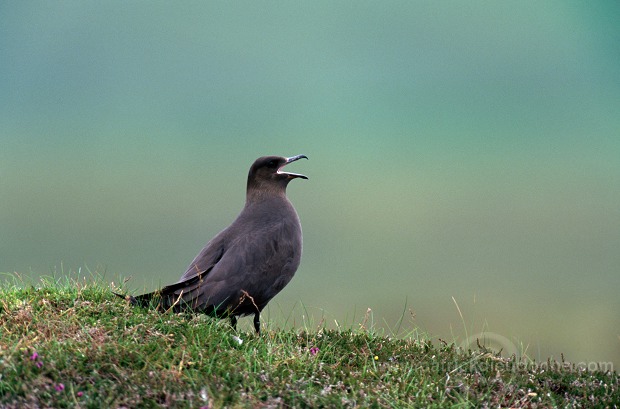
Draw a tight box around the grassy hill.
[0,277,618,408]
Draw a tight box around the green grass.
[0,275,618,408]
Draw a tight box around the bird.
[115,154,308,334]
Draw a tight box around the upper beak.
[279,154,308,179]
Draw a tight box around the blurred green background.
[1,1,619,367]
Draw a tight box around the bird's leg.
[253,312,261,335]
[230,315,238,331]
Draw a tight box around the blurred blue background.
[1,1,619,367]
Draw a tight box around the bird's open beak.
[278,154,308,179]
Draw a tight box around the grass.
[0,275,618,408]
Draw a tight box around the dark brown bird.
[117,154,308,334]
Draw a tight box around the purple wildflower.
[310,347,319,356]
[29,351,43,368]
[77,391,84,397]
[55,383,65,392]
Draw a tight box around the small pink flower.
[77,391,84,397]
[55,383,65,392]
[309,347,319,356]
[29,352,43,368]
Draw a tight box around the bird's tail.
[113,291,156,308]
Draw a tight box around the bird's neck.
[245,187,288,204]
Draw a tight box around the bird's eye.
[267,160,278,168]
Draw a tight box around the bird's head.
[247,154,308,198]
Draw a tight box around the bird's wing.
[178,228,230,282]
[156,223,285,314]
